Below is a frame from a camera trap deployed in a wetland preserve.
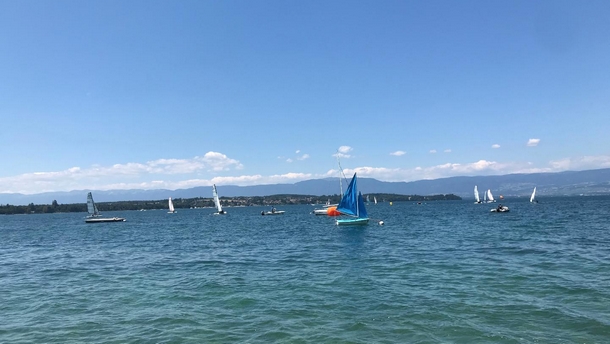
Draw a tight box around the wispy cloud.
[0,152,243,194]
[444,149,452,153]
[297,154,310,161]
[527,138,541,147]
[334,146,353,158]
[429,149,437,154]
[4,153,610,195]
[492,144,501,149]
[390,151,406,156]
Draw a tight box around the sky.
[1,0,610,195]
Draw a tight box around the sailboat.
[85,192,125,223]
[487,189,496,203]
[168,197,176,213]
[336,173,369,226]
[530,187,538,203]
[474,185,482,204]
[212,184,226,214]
[374,196,377,205]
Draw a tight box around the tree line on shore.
[0,193,461,215]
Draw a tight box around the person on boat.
[497,204,503,212]
[271,207,276,213]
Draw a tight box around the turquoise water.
[1,197,609,343]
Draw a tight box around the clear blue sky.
[1,0,609,194]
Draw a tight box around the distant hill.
[2,168,610,205]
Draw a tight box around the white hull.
[262,211,285,215]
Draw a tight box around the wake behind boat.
[85,192,126,223]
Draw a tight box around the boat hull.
[336,217,369,226]
[262,211,285,215]
[85,217,126,223]
[490,206,510,213]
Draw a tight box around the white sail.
[487,189,495,202]
[168,197,175,213]
[474,186,480,203]
[213,184,223,213]
[530,187,537,203]
[86,192,101,217]
[374,196,377,204]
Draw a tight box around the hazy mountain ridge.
[2,168,609,205]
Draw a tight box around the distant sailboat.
[474,185,482,204]
[487,189,496,203]
[336,173,369,226]
[213,184,226,214]
[85,192,125,223]
[374,196,377,205]
[168,197,176,213]
[530,187,538,203]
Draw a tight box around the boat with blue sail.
[335,173,369,226]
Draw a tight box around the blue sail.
[357,192,368,218]
[337,173,367,218]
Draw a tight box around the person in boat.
[497,204,503,211]
[271,207,276,213]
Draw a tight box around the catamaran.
[212,184,226,214]
[336,173,369,226]
[85,192,125,223]
[168,197,176,213]
[487,189,496,203]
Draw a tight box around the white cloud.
[492,144,501,149]
[334,146,353,158]
[0,152,244,194]
[286,158,293,163]
[527,138,541,147]
[296,150,300,154]
[429,149,437,154]
[4,152,610,195]
[297,154,310,161]
[390,151,406,156]
[444,149,452,153]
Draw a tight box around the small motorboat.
[491,205,510,212]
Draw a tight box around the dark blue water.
[1,197,609,343]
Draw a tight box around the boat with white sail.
[530,187,538,203]
[167,197,177,213]
[212,184,226,214]
[474,185,482,204]
[336,173,369,226]
[85,192,125,223]
[486,189,496,203]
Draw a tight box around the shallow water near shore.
[1,197,609,343]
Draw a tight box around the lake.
[1,197,609,343]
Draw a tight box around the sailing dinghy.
[213,184,226,214]
[530,187,538,203]
[168,197,176,213]
[336,173,369,226]
[85,192,125,223]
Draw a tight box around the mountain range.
[2,168,610,205]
